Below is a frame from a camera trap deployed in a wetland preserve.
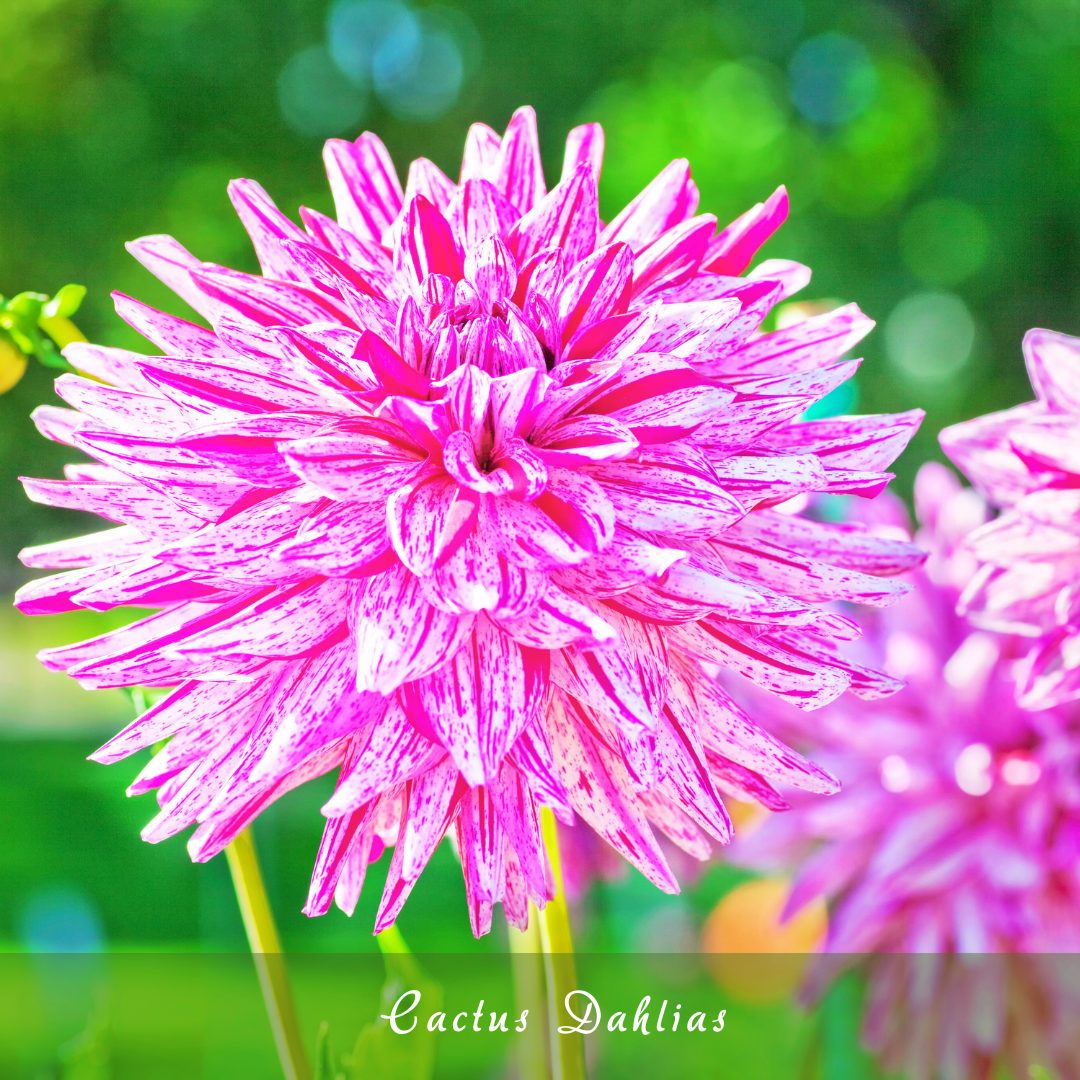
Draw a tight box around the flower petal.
[702,185,788,275]
[323,132,404,244]
[599,159,698,252]
[352,566,475,694]
[387,472,480,576]
[546,691,679,892]
[508,162,599,269]
[492,105,546,213]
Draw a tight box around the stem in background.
[376,924,409,954]
[226,828,312,1080]
[537,808,587,1080]
[38,315,87,349]
[509,905,551,1080]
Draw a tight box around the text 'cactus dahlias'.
[942,328,1080,710]
[17,106,923,936]
[731,465,1080,1079]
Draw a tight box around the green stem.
[537,808,587,1080]
[509,907,551,1080]
[226,828,312,1080]
[375,924,410,954]
[38,314,87,349]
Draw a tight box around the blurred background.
[0,0,1078,1071]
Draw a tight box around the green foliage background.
[3,0,1080,590]
[0,0,1077,1073]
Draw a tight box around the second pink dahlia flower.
[18,106,923,935]
[941,328,1080,709]
[731,465,1080,1079]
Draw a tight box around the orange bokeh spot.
[701,878,828,1003]
[0,338,27,395]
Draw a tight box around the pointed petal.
[550,527,686,597]
[508,163,599,268]
[323,132,404,243]
[352,565,475,694]
[557,242,633,345]
[125,235,221,321]
[507,719,574,818]
[112,292,226,357]
[460,122,502,183]
[494,583,619,649]
[189,264,348,328]
[561,123,604,182]
[399,649,484,785]
[703,185,788,275]
[668,619,851,710]
[63,342,163,394]
[323,703,444,814]
[599,159,698,251]
[176,579,352,661]
[20,525,155,570]
[90,678,253,763]
[492,106,545,213]
[277,499,393,577]
[283,427,428,503]
[631,214,717,298]
[551,609,667,737]
[586,446,745,537]
[728,302,875,376]
[491,762,552,901]
[227,178,311,281]
[471,617,549,779]
[398,759,467,881]
[447,179,519,252]
[304,795,379,916]
[394,195,463,291]
[546,692,678,892]
[387,472,479,576]
[655,697,732,842]
[251,642,387,782]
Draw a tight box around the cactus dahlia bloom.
[731,465,1080,1078]
[941,328,1080,710]
[17,107,923,936]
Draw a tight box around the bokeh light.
[900,198,991,286]
[277,44,369,138]
[325,0,478,122]
[817,58,939,216]
[880,754,913,793]
[954,742,994,796]
[373,11,465,121]
[702,878,827,1003]
[18,887,105,953]
[328,0,416,84]
[885,291,976,382]
[789,33,877,125]
[716,0,806,60]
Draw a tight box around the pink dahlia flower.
[941,328,1080,709]
[17,106,923,936]
[731,464,1080,1077]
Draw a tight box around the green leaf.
[37,338,73,370]
[56,990,112,1080]
[314,1020,345,1080]
[339,950,442,1080]
[43,284,87,319]
[6,291,48,320]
